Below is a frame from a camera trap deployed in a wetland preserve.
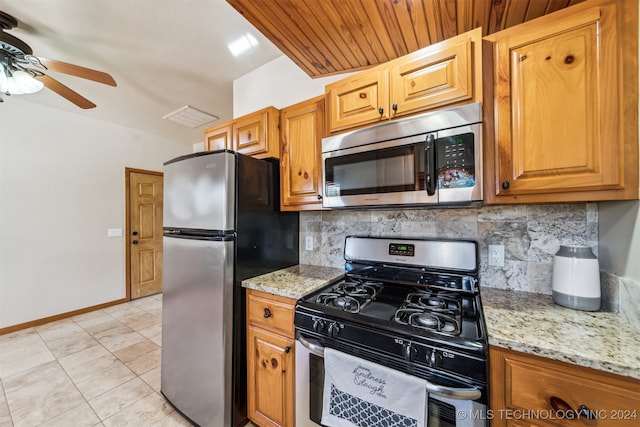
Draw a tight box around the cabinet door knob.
[284,346,291,353]
[263,308,272,318]
[132,240,139,245]
[378,107,384,115]
[577,404,597,420]
[132,231,138,236]
[392,103,398,111]
[501,181,510,190]
[317,194,323,200]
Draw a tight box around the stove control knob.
[312,319,325,332]
[327,322,340,338]
[402,343,417,362]
[427,350,442,368]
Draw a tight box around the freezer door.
[161,235,234,427]
[163,151,235,231]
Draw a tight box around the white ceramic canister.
[552,245,601,311]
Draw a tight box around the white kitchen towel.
[321,347,427,427]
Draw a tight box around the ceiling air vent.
[163,105,219,128]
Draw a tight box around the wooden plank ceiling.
[227,0,586,78]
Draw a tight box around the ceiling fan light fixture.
[0,64,7,92]
[9,70,44,94]
[0,63,44,95]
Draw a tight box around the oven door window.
[309,353,324,425]
[325,143,425,197]
[428,397,457,426]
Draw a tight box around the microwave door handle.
[425,134,436,196]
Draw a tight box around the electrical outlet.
[305,236,314,251]
[488,244,505,267]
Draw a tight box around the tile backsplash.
[300,202,640,324]
[300,203,600,295]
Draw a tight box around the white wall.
[233,55,353,116]
[599,202,640,280]
[0,98,192,328]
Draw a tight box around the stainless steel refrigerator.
[160,150,299,427]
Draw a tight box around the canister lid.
[555,245,596,259]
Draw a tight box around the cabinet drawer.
[246,290,295,338]
[495,348,640,426]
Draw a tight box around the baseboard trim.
[0,298,127,336]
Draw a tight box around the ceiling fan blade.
[36,57,117,87]
[37,74,97,109]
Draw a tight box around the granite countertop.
[242,265,639,380]
[242,264,344,299]
[481,287,640,380]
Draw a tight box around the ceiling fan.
[0,11,116,109]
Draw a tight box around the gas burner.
[393,289,462,335]
[315,293,364,313]
[404,290,461,312]
[336,279,383,298]
[394,308,461,334]
[314,279,382,313]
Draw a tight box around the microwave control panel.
[438,133,475,168]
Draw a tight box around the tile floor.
[0,294,195,426]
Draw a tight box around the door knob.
[132,240,139,245]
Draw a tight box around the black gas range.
[294,236,489,418]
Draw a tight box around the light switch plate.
[108,228,123,237]
[305,236,313,251]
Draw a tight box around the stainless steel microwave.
[322,102,483,208]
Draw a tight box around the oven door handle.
[297,332,481,401]
[426,382,482,401]
[297,333,325,357]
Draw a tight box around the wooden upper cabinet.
[483,0,638,204]
[280,96,327,211]
[326,68,389,132]
[204,123,233,151]
[326,27,482,134]
[390,29,477,118]
[490,347,640,427]
[233,106,280,159]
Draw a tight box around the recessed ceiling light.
[163,105,219,128]
[228,33,259,57]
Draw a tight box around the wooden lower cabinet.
[490,347,640,427]
[246,289,296,427]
